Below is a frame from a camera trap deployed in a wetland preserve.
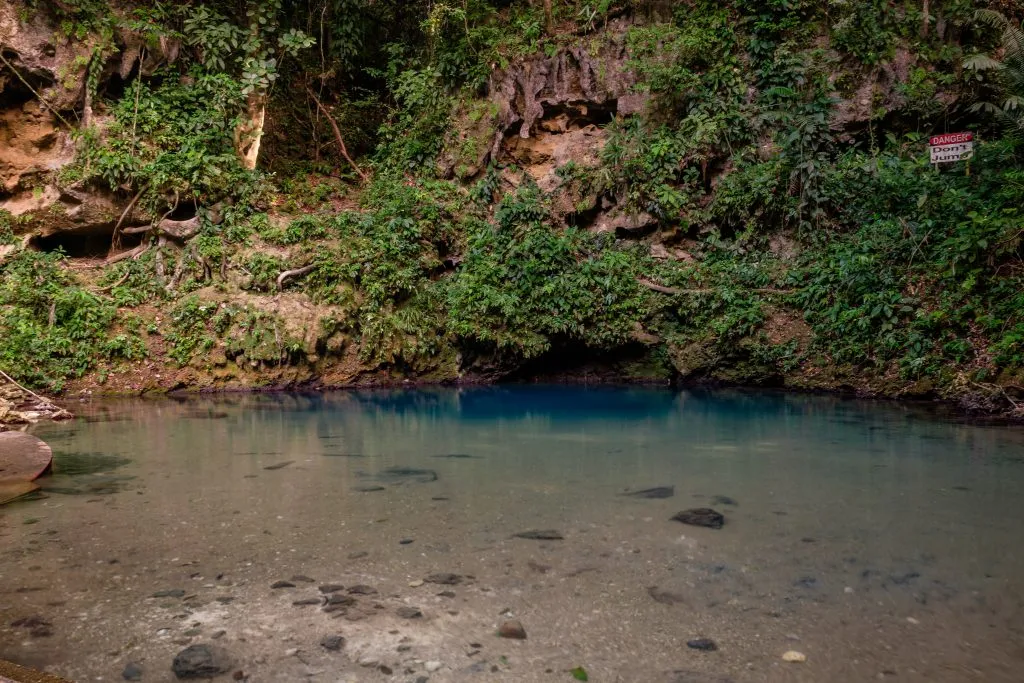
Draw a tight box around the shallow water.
[2,387,1024,682]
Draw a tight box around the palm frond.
[964,54,1004,71]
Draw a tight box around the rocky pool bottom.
[1,387,1023,682]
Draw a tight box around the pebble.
[396,606,423,619]
[171,644,233,679]
[347,584,378,595]
[292,598,322,606]
[906,617,920,625]
[121,662,143,681]
[408,580,424,587]
[845,586,854,594]
[782,651,807,663]
[320,635,345,651]
[497,620,527,640]
[671,508,725,529]
[400,538,415,545]
[319,584,344,594]
[291,574,315,583]
[348,551,369,560]
[425,573,462,585]
[425,661,443,672]
[271,580,295,589]
[513,530,563,540]
[284,648,299,657]
[152,589,186,598]
[687,638,718,651]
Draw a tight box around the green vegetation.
[4,0,1024,410]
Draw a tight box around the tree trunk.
[920,0,930,38]
[543,0,554,34]
[235,92,267,170]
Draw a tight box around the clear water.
[2,387,1024,682]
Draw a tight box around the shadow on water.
[34,451,135,496]
[50,451,131,476]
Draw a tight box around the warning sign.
[929,132,973,164]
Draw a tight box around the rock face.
[440,22,646,197]
[171,644,232,679]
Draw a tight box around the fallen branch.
[276,263,317,290]
[637,278,682,295]
[96,270,132,293]
[122,215,201,241]
[0,370,72,419]
[105,244,149,265]
[306,86,369,183]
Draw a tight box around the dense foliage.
[5,0,1024,409]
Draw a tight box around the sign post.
[929,132,974,165]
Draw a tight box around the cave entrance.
[31,229,144,259]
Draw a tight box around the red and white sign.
[930,131,973,163]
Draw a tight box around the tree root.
[306,87,369,183]
[276,263,317,290]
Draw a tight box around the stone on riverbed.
[270,580,295,589]
[425,573,462,585]
[497,620,527,639]
[319,584,344,594]
[671,508,725,529]
[171,644,232,679]
[320,634,345,651]
[623,486,675,499]
[782,650,807,663]
[122,662,143,681]
[396,606,423,619]
[687,638,718,651]
[513,530,563,540]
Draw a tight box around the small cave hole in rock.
[31,230,143,259]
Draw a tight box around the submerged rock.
[687,638,718,651]
[320,634,345,651]
[152,589,186,598]
[396,606,423,619]
[122,662,143,681]
[513,530,563,540]
[326,594,356,606]
[425,573,462,585]
[498,620,527,639]
[671,508,725,529]
[710,495,738,506]
[347,584,378,595]
[270,580,295,589]
[647,586,685,605]
[319,584,344,594]
[262,461,293,470]
[171,644,232,679]
[782,650,807,663]
[362,467,438,484]
[623,486,675,499]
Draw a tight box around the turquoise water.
[3,387,1024,682]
